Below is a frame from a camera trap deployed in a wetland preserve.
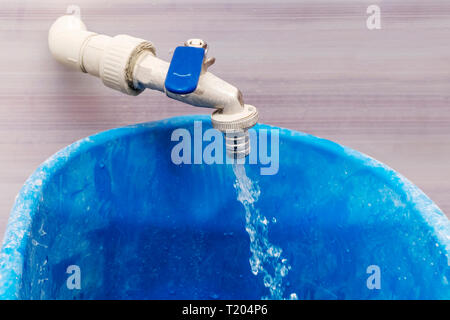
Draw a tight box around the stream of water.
[232,163,298,300]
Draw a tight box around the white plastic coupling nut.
[100,35,155,95]
[211,104,259,131]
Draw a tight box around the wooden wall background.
[1,0,449,238]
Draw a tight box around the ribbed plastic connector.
[212,104,258,158]
[225,129,251,159]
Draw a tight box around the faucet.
[48,9,258,158]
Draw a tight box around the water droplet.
[261,217,269,225]
[263,275,273,288]
[210,293,220,299]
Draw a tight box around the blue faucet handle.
[164,46,205,95]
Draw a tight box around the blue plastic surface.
[165,46,205,94]
[0,115,449,300]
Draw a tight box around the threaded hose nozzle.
[225,129,250,159]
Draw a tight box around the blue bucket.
[0,115,449,299]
